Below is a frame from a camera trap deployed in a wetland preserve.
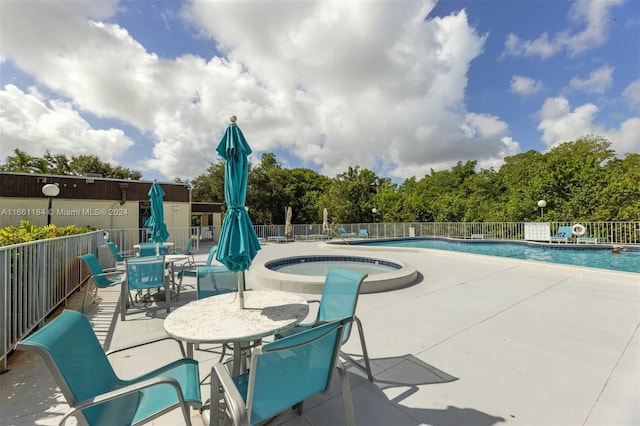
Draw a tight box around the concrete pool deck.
[2,241,639,425]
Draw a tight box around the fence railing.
[0,231,104,371]
[256,221,640,245]
[104,226,215,256]
[2,221,638,371]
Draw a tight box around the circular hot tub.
[250,255,418,294]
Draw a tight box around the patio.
[2,241,639,425]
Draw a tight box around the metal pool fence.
[2,221,638,371]
[258,221,640,246]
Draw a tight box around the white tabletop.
[164,254,188,263]
[133,242,174,249]
[163,290,309,344]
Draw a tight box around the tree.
[0,150,142,179]
[191,160,225,203]
[0,149,38,172]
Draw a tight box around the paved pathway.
[2,241,638,425]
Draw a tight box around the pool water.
[273,260,396,276]
[362,239,640,274]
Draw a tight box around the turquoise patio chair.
[196,264,237,299]
[105,241,135,270]
[121,256,170,321]
[78,253,125,313]
[195,265,239,363]
[550,225,573,243]
[106,241,135,263]
[277,268,374,382]
[173,237,196,264]
[139,242,169,257]
[359,228,369,238]
[16,309,201,426]
[177,245,218,287]
[208,318,355,426]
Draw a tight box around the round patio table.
[163,290,309,376]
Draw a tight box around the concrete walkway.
[2,241,638,425]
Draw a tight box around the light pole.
[537,200,546,220]
[372,208,378,238]
[42,183,60,225]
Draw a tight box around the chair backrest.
[359,229,368,237]
[79,254,118,288]
[196,265,237,299]
[318,268,368,343]
[139,242,168,257]
[16,310,137,425]
[246,318,349,425]
[106,241,124,262]
[126,256,166,290]
[556,226,573,238]
[204,245,218,266]
[337,227,347,234]
[97,245,116,271]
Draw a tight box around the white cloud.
[568,65,614,94]
[536,96,640,155]
[503,0,624,58]
[0,84,134,161]
[510,75,544,96]
[622,80,640,109]
[605,117,640,155]
[0,0,521,181]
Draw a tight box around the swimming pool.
[349,238,639,273]
[254,255,418,293]
[267,256,400,276]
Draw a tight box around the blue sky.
[1,0,638,183]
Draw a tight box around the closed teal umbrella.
[215,116,261,308]
[144,181,170,243]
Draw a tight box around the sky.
[1,0,639,184]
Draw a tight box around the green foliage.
[177,134,640,224]
[0,220,96,247]
[0,149,142,179]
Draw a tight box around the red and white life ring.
[572,223,586,236]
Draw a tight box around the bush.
[0,220,96,247]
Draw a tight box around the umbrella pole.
[238,272,245,309]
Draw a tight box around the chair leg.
[337,361,356,426]
[340,316,374,382]
[164,277,171,313]
[209,369,223,426]
[81,279,93,313]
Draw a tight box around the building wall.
[0,197,190,229]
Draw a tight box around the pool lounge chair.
[337,227,357,238]
[550,226,573,243]
[267,235,289,243]
[576,236,598,244]
[359,229,369,238]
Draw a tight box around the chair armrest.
[58,375,191,426]
[94,271,124,279]
[211,363,249,426]
[296,299,320,327]
[106,336,187,358]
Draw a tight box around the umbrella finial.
[229,115,237,124]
